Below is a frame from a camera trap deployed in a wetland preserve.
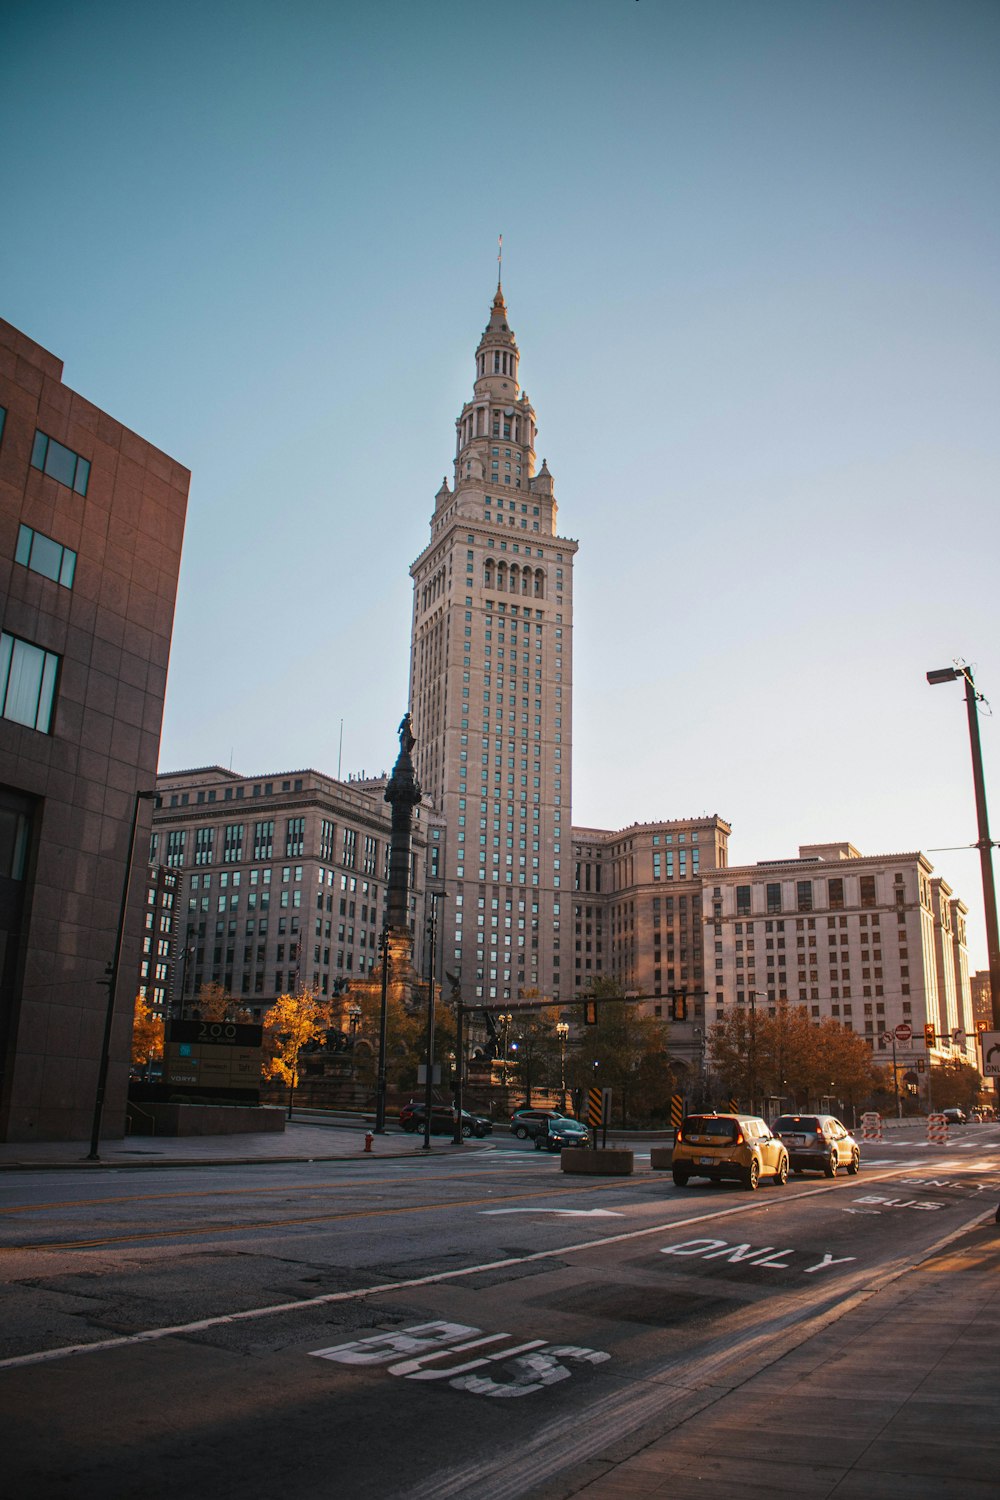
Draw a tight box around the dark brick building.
[0,318,189,1141]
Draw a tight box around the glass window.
[0,631,59,732]
[15,524,77,589]
[31,430,90,495]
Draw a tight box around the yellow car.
[672,1112,789,1191]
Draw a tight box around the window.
[796,880,813,912]
[860,875,877,909]
[736,885,751,916]
[0,632,59,733]
[285,817,304,858]
[223,824,244,862]
[166,830,186,868]
[15,525,77,588]
[766,882,781,914]
[31,430,90,495]
[194,827,214,866]
[829,877,844,910]
[320,818,335,860]
[254,820,274,860]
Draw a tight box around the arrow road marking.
[481,1208,624,1218]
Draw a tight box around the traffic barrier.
[927,1112,948,1145]
[860,1111,883,1142]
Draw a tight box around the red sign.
[895,1022,913,1043]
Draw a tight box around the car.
[398,1102,493,1138]
[671,1112,789,1191]
[968,1108,982,1123]
[772,1114,861,1177]
[940,1106,967,1126]
[533,1117,591,1151]
[510,1107,576,1140]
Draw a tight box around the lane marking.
[0,1182,863,1371]
[481,1209,624,1218]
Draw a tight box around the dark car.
[533,1117,590,1151]
[940,1107,967,1125]
[511,1108,575,1140]
[773,1114,860,1177]
[398,1102,492,1138]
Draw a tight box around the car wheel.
[774,1153,789,1186]
[671,1166,689,1186]
[533,1137,543,1150]
[461,1121,473,1137]
[847,1148,860,1175]
[514,1126,528,1140]
[742,1158,760,1191]
[823,1150,838,1178]
[475,1125,487,1138]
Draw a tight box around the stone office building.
[148,765,439,1021]
[0,318,189,1141]
[408,281,576,1010]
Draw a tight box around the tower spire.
[497,232,502,292]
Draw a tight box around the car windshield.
[775,1116,820,1132]
[682,1116,738,1143]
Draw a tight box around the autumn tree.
[506,1001,563,1107]
[709,1002,879,1113]
[193,981,251,1023]
[567,979,674,1127]
[929,1058,984,1113]
[262,988,333,1098]
[131,995,164,1070]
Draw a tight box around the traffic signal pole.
[960,668,1000,1031]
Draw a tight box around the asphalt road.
[2,1123,998,1499]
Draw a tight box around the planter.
[126,1103,286,1137]
[649,1146,674,1170]
[560,1147,633,1176]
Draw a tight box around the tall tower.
[409,281,577,1008]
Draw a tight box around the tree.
[131,995,164,1070]
[506,1002,563,1106]
[709,1003,879,1113]
[567,979,674,1127]
[192,981,251,1023]
[262,988,333,1095]
[929,1058,984,1113]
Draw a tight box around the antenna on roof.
[497,232,502,287]
[337,719,344,781]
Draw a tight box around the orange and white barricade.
[927,1112,948,1144]
[860,1111,883,1142]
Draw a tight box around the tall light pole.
[927,665,1000,1033]
[421,890,442,1151]
[556,1020,569,1111]
[374,925,390,1133]
[88,787,155,1161]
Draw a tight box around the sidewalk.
[0,1116,482,1170]
[558,1220,1000,1500]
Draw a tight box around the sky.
[2,0,999,964]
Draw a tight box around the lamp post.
[926,663,1000,1031]
[556,1020,569,1111]
[87,787,155,1161]
[347,1003,362,1077]
[374,925,391,1133]
[498,1011,513,1087]
[747,990,759,1116]
[421,890,442,1151]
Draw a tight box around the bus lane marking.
[659,1239,855,1274]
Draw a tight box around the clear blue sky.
[3,1,999,963]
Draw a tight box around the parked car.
[772,1114,860,1177]
[940,1106,967,1126]
[511,1108,575,1140]
[398,1102,492,1138]
[533,1117,590,1151]
[671,1113,789,1191]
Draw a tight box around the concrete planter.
[649,1146,674,1170]
[126,1103,286,1137]
[560,1147,633,1176]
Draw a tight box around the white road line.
[0,1184,845,1372]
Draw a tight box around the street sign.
[977,1030,1000,1077]
[951,1027,966,1047]
[894,1022,913,1044]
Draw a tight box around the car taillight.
[734,1130,744,1145]
[813,1130,824,1139]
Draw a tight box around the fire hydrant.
[364,1131,374,1153]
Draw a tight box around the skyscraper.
[409,282,576,1007]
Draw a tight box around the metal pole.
[962,669,1000,1030]
[892,1033,902,1120]
[748,991,757,1115]
[452,998,465,1146]
[421,894,439,1151]
[374,925,390,1132]
[87,788,153,1160]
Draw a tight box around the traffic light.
[917,1057,926,1073]
[672,993,688,1022]
[584,1000,598,1025]
[923,1023,935,1047]
[976,1019,989,1033]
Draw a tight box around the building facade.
[702,842,977,1073]
[0,318,189,1141]
[148,765,438,1021]
[409,283,577,1007]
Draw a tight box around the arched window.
[533,569,545,599]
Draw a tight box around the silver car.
[773,1114,860,1177]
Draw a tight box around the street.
[2,1122,998,1499]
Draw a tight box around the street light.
[374,925,391,1133]
[556,1020,569,1111]
[88,787,156,1161]
[421,890,443,1151]
[498,1011,513,1087]
[926,663,1000,1032]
